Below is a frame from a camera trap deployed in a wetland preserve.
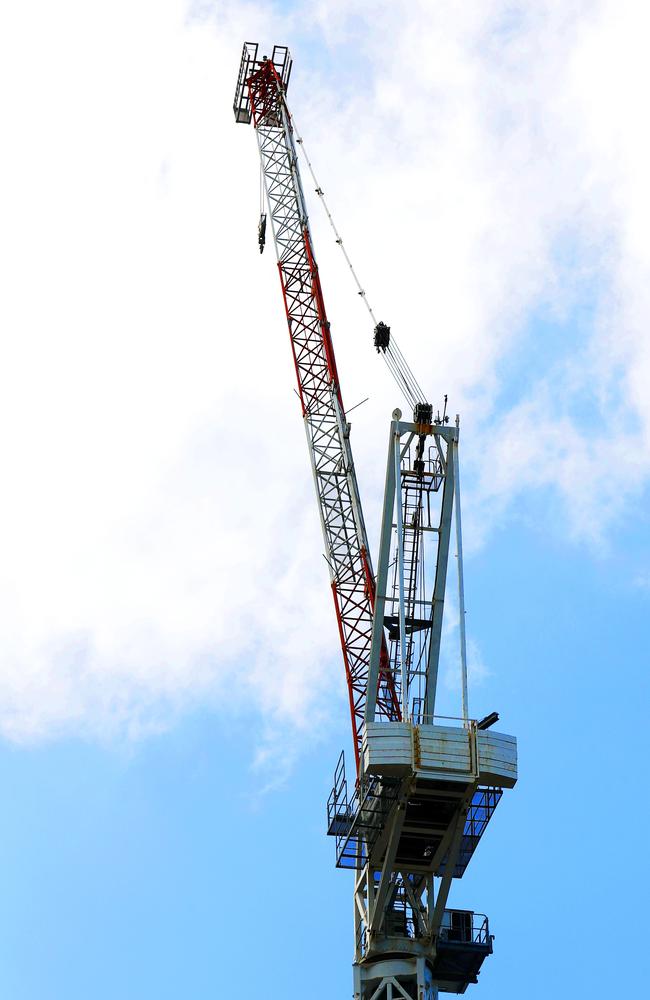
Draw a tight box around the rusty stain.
[412,725,421,768]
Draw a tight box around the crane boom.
[234,44,400,772]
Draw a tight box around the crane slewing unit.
[233,43,518,1000]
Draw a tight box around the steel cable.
[288,107,429,413]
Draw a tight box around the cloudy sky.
[0,2,648,997]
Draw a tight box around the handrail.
[368,713,478,728]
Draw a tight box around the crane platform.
[327,720,516,875]
[353,908,493,995]
[432,910,493,994]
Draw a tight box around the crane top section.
[234,43,292,124]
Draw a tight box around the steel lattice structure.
[234,43,517,1000]
[235,44,400,773]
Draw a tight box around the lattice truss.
[243,53,400,770]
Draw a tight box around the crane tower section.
[234,44,400,772]
[234,43,518,1000]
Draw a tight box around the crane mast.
[234,44,518,1000]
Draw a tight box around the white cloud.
[0,0,342,743]
[0,0,648,745]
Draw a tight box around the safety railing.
[438,910,491,947]
[437,786,503,878]
[368,712,476,728]
[326,750,401,869]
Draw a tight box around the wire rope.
[259,161,264,216]
[288,109,429,413]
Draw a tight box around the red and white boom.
[234,44,400,773]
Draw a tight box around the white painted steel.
[363,721,518,788]
[394,430,409,720]
[476,730,518,788]
[423,436,455,719]
[452,422,469,725]
[365,421,398,726]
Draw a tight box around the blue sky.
[1,520,647,998]
[1,1,649,997]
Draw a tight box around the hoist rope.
[289,112,428,413]
[259,161,264,216]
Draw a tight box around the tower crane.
[233,44,517,1000]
